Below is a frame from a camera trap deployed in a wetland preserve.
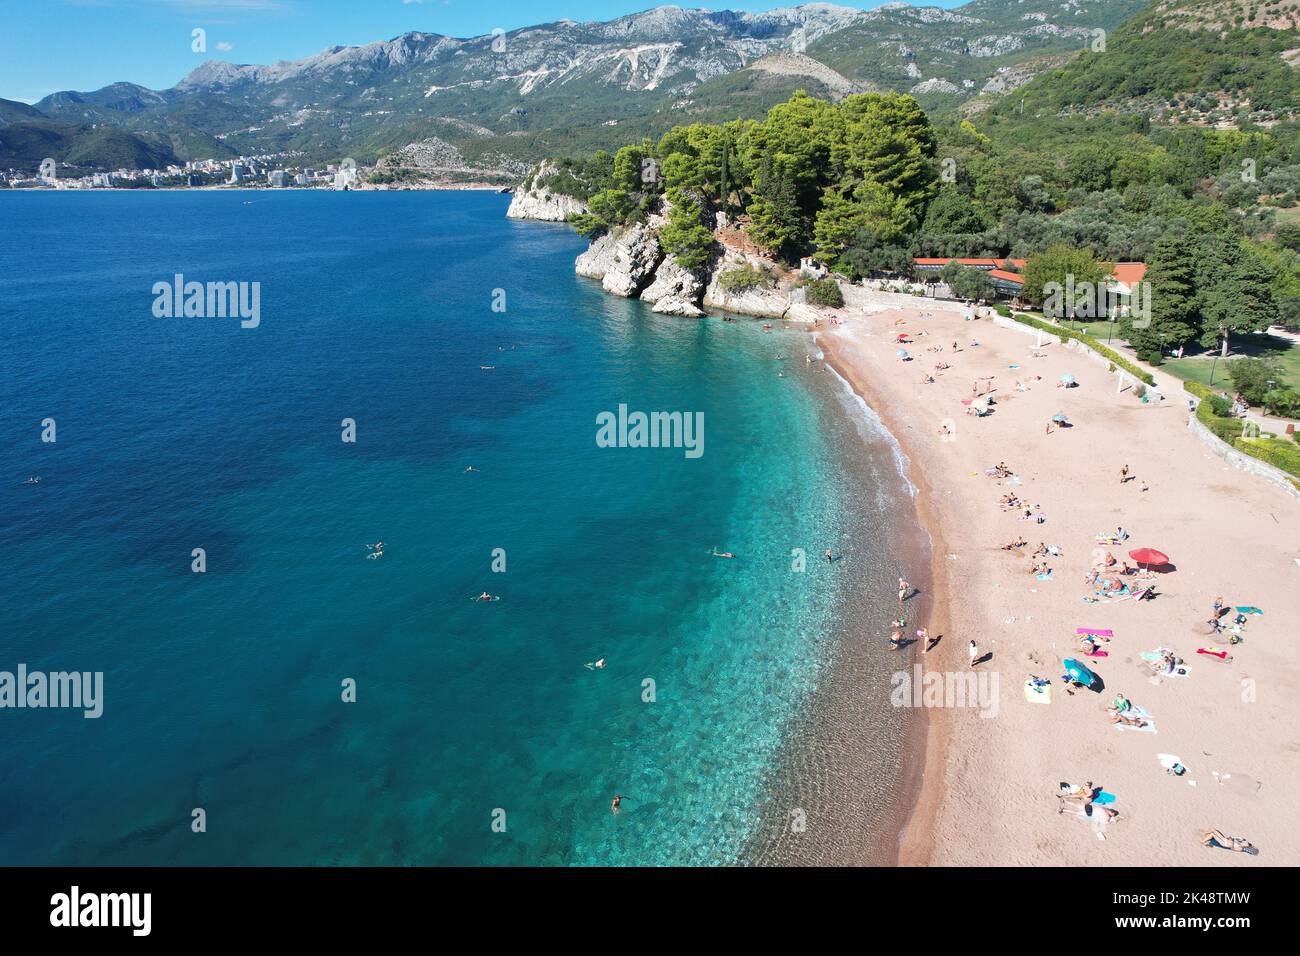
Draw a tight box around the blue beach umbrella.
[1052,412,1069,424]
[1062,658,1097,687]
[1060,374,1076,385]
[896,349,910,359]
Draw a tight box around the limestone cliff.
[506,161,589,222]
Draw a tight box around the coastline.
[815,289,1300,866]
[817,327,949,867]
[539,213,1300,866]
[738,344,935,866]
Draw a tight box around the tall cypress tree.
[1124,232,1198,353]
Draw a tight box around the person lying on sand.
[1056,783,1120,820]
[1145,651,1180,676]
[1111,712,1150,729]
[1200,829,1256,853]
[1001,537,1027,552]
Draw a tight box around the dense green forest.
[543,85,1298,352]
[533,0,1300,353]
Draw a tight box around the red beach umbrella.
[1128,547,1170,570]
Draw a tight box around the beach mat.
[1114,719,1157,734]
[1024,680,1051,704]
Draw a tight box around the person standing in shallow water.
[610,795,622,815]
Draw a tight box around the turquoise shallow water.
[0,190,911,865]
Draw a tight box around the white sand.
[818,292,1300,866]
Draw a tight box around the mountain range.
[1,1,1162,178]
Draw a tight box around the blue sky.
[0,0,963,103]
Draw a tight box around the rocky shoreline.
[508,169,825,322]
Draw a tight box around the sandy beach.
[818,290,1300,866]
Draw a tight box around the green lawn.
[1161,332,1300,392]
[1010,311,1300,394]
[1010,311,1122,342]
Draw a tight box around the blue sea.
[0,190,921,865]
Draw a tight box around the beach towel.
[1083,648,1109,657]
[1024,679,1051,704]
[1036,571,1054,581]
[1059,803,1117,829]
[1235,606,1263,615]
[1139,649,1190,679]
[1114,718,1157,734]
[1197,647,1231,661]
[1157,754,1190,777]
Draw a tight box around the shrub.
[803,277,844,308]
[1236,436,1300,478]
[718,265,771,291]
[1207,394,1233,417]
[1140,349,1164,366]
[1228,357,1285,406]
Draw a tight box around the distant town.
[2,153,366,190]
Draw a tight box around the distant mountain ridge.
[0,1,1165,175]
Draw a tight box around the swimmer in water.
[476,591,495,602]
[611,794,623,815]
[24,476,41,484]
[824,549,833,563]
[585,658,607,670]
[465,466,479,473]
[367,547,384,560]
[711,548,735,559]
